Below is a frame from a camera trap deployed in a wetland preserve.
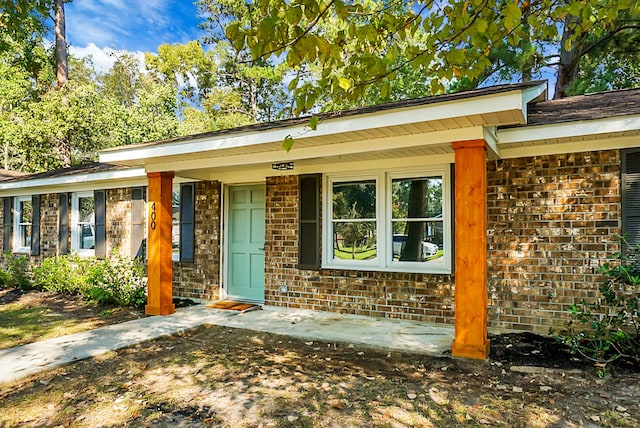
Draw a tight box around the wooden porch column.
[145,171,175,316]
[451,139,489,359]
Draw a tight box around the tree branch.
[578,24,640,58]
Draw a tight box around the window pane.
[392,220,443,262]
[79,197,94,223]
[20,225,31,247]
[392,177,442,219]
[333,221,377,260]
[20,201,32,223]
[79,223,94,249]
[333,180,376,219]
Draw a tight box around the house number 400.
[150,202,157,230]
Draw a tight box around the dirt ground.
[0,291,639,427]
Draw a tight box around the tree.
[211,0,639,109]
[54,0,70,166]
[0,0,50,51]
[146,39,292,133]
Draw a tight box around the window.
[13,196,32,253]
[131,187,145,258]
[323,167,451,273]
[71,192,95,256]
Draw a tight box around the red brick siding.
[38,194,59,259]
[1,193,58,267]
[106,188,132,257]
[487,150,621,333]
[172,180,221,300]
[264,175,456,323]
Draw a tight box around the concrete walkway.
[0,304,453,385]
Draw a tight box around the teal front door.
[227,185,266,302]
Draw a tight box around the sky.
[65,0,205,73]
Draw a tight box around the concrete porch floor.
[0,303,453,385]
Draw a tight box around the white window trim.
[71,191,95,257]
[13,196,32,253]
[322,166,452,274]
[323,173,382,270]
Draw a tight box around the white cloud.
[69,43,146,75]
[65,0,202,53]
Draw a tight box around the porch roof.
[98,82,548,177]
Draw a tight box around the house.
[1,81,639,360]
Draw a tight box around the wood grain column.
[451,139,490,359]
[145,171,175,316]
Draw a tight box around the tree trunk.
[54,0,71,167]
[554,17,582,99]
[55,0,68,89]
[250,79,258,122]
[520,7,533,82]
[400,180,427,262]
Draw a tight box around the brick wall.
[264,175,456,323]
[487,150,621,333]
[106,188,132,257]
[0,193,58,267]
[39,194,59,259]
[172,180,221,300]
[0,148,624,333]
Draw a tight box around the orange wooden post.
[145,171,176,316]
[451,139,490,359]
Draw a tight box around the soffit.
[101,85,544,170]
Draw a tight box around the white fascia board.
[0,168,147,197]
[498,115,640,146]
[144,126,484,173]
[100,86,543,166]
[483,126,500,158]
[501,134,640,159]
[522,82,548,106]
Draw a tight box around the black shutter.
[298,174,321,270]
[94,190,106,258]
[180,183,195,263]
[3,197,12,253]
[131,187,145,258]
[31,195,40,256]
[622,149,640,252]
[58,193,69,255]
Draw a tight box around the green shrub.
[556,240,640,373]
[0,269,10,288]
[86,252,147,308]
[32,254,94,295]
[4,253,32,290]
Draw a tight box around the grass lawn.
[0,289,143,350]
[334,247,377,260]
[0,303,98,349]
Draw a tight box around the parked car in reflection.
[392,234,439,259]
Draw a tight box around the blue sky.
[65,0,204,72]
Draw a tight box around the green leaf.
[283,134,294,152]
[286,6,303,25]
[338,77,352,91]
[308,116,319,130]
[504,2,522,30]
[380,81,391,99]
[476,19,488,34]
